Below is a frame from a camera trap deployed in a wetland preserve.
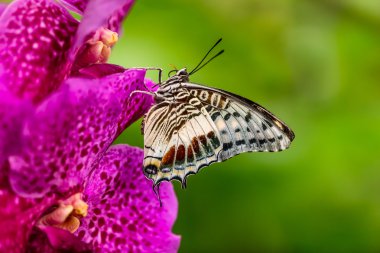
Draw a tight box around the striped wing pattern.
[143,82,294,186]
[143,97,222,186]
[187,84,294,160]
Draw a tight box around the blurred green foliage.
[111,0,380,252]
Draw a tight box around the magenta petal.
[9,78,123,198]
[106,1,135,33]
[24,228,58,253]
[0,91,32,160]
[70,0,134,60]
[59,0,87,14]
[0,190,53,252]
[59,0,134,32]
[76,145,180,253]
[0,91,33,181]
[76,63,125,78]
[0,0,78,102]
[71,67,154,133]
[0,4,7,16]
[105,69,156,133]
[28,227,92,252]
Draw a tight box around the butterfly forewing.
[143,78,294,186]
[185,84,294,156]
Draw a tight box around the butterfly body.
[142,68,295,186]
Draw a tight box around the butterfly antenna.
[190,49,224,75]
[153,184,163,207]
[189,38,223,75]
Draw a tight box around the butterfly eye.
[177,68,188,76]
[144,165,158,176]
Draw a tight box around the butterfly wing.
[143,97,223,186]
[184,83,295,161]
[143,83,295,186]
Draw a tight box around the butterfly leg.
[130,67,163,92]
[127,90,156,112]
[129,90,155,99]
[152,184,163,207]
[181,178,187,189]
[145,67,163,85]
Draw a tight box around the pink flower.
[0,0,134,103]
[0,0,180,252]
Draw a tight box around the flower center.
[37,193,88,233]
[72,27,119,71]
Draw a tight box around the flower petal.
[26,227,92,252]
[0,4,7,16]
[75,63,125,78]
[0,189,53,252]
[105,69,156,134]
[117,77,156,134]
[9,77,123,198]
[59,0,133,32]
[71,67,154,136]
[58,0,87,14]
[0,91,33,181]
[70,0,134,60]
[76,145,180,253]
[106,1,135,33]
[0,0,78,102]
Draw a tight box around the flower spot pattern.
[77,145,180,253]
[9,81,121,197]
[0,0,78,102]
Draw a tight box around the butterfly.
[140,39,295,189]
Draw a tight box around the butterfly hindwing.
[143,96,223,185]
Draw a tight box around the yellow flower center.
[94,27,119,47]
[37,193,88,233]
[73,28,119,71]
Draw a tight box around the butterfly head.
[176,68,189,77]
[161,68,190,87]
[160,39,224,88]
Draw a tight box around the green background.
[112,0,380,252]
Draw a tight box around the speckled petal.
[0,188,53,253]
[70,67,155,135]
[0,91,33,181]
[75,63,125,78]
[0,4,7,16]
[59,0,87,14]
[0,0,78,102]
[76,145,180,253]
[26,227,92,252]
[70,0,134,59]
[105,69,156,134]
[61,0,134,32]
[9,78,122,198]
[106,0,135,33]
